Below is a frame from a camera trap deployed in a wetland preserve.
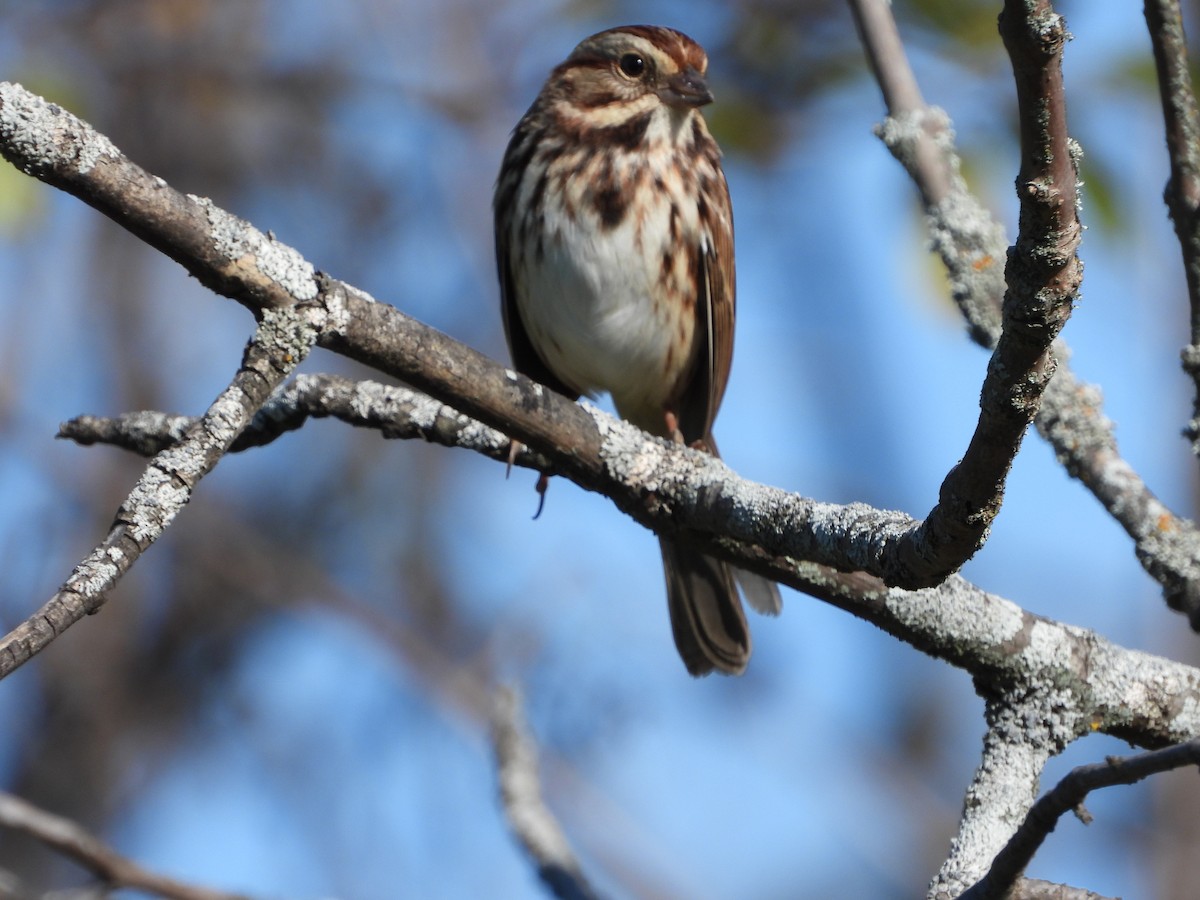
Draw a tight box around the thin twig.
[848,0,953,206]
[58,374,553,472]
[0,792,251,900]
[1144,0,1200,455]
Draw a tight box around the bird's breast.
[513,157,702,432]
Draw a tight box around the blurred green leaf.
[906,0,1002,49]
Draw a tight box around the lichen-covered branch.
[58,373,554,473]
[845,0,1084,589]
[0,80,993,603]
[930,694,1084,898]
[55,377,1200,745]
[0,306,319,678]
[960,738,1200,900]
[852,0,1200,624]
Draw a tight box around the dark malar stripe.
[600,111,652,150]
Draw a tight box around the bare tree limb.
[848,0,1085,589]
[930,694,1080,897]
[960,738,1200,900]
[57,373,555,473]
[51,376,1200,749]
[848,0,954,209]
[852,0,1200,624]
[490,687,600,900]
[0,304,319,678]
[1144,0,1200,454]
[0,792,251,900]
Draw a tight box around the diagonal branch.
[0,791,252,900]
[929,696,1070,898]
[844,0,1084,589]
[0,80,971,599]
[52,375,1200,750]
[57,374,554,473]
[1145,0,1200,455]
[0,305,319,679]
[851,0,1200,623]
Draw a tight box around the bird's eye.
[618,53,646,78]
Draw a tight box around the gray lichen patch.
[191,195,318,301]
[0,82,119,176]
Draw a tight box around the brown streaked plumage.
[494,25,781,676]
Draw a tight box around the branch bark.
[53,377,1200,742]
[1144,0,1200,455]
[0,305,318,679]
[0,792,251,900]
[848,0,1084,588]
[961,738,1200,899]
[852,0,1200,624]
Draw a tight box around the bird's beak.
[659,67,714,108]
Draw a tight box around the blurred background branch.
[0,792,251,900]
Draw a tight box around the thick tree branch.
[0,80,982,599]
[0,305,319,678]
[490,687,599,900]
[0,792,251,900]
[853,0,1200,623]
[54,377,1200,756]
[931,695,1080,898]
[1144,0,1200,453]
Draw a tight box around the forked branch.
[847,0,1084,589]
[851,0,1200,622]
[961,738,1200,900]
